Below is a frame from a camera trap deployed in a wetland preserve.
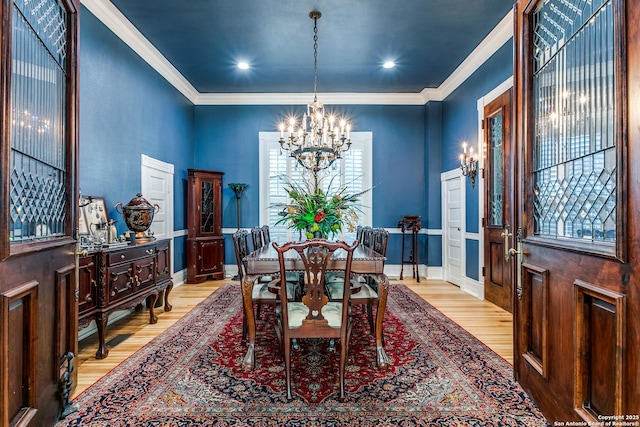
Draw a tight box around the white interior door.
[141,155,174,273]
[442,169,464,287]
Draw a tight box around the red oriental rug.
[57,283,549,426]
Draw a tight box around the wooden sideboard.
[78,239,173,359]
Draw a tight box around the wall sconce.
[459,142,478,188]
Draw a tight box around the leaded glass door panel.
[514,0,638,422]
[483,89,513,313]
[0,0,79,424]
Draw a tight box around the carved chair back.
[232,229,251,281]
[251,226,264,250]
[272,238,358,399]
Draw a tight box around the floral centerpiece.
[274,173,369,239]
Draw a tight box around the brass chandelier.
[278,10,352,173]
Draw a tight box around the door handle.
[501,225,524,300]
[500,223,512,262]
[513,228,523,300]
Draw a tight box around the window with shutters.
[259,132,372,242]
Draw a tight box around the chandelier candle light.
[459,142,478,188]
[278,10,352,173]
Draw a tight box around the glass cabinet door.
[200,180,215,233]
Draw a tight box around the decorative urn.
[115,193,159,242]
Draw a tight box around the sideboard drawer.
[108,246,155,266]
[106,263,134,304]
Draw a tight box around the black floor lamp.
[229,183,248,281]
[228,183,248,230]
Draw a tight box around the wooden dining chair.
[250,226,264,250]
[272,239,358,400]
[326,227,389,335]
[261,225,271,245]
[232,229,298,344]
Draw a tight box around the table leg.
[374,273,389,369]
[241,275,257,370]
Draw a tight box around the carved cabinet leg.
[95,312,110,359]
[164,282,174,312]
[147,293,159,324]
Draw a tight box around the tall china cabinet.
[186,169,225,283]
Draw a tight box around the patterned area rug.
[58,283,549,426]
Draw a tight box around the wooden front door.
[514,0,639,422]
[483,89,513,313]
[0,0,79,425]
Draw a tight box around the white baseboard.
[460,276,484,299]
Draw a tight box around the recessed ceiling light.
[383,61,395,69]
[237,62,250,70]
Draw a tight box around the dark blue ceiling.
[108,0,515,93]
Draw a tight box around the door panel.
[484,89,513,312]
[0,0,79,424]
[443,174,464,286]
[514,0,638,422]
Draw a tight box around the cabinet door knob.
[121,254,126,259]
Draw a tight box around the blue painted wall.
[440,40,513,280]
[193,105,425,265]
[79,7,513,281]
[79,7,195,271]
[425,101,443,267]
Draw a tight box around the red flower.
[314,212,325,222]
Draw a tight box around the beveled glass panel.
[532,0,616,243]
[10,0,68,243]
[489,113,504,226]
[200,181,214,233]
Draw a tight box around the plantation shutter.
[259,132,372,242]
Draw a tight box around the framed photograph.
[79,196,109,236]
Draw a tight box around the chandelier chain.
[313,15,318,103]
[277,10,352,173]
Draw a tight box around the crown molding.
[81,0,199,102]
[82,1,513,106]
[435,9,514,101]
[193,91,426,106]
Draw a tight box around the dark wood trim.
[0,0,14,261]
[573,279,625,422]
[1,280,39,426]
[56,263,78,388]
[520,263,549,379]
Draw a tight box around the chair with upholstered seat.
[326,227,389,334]
[232,229,299,344]
[272,239,358,400]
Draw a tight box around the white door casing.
[442,169,465,287]
[141,154,174,274]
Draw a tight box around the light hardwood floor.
[73,278,513,398]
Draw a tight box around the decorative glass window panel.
[10,0,68,243]
[489,113,504,226]
[531,0,616,243]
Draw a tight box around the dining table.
[241,241,389,370]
